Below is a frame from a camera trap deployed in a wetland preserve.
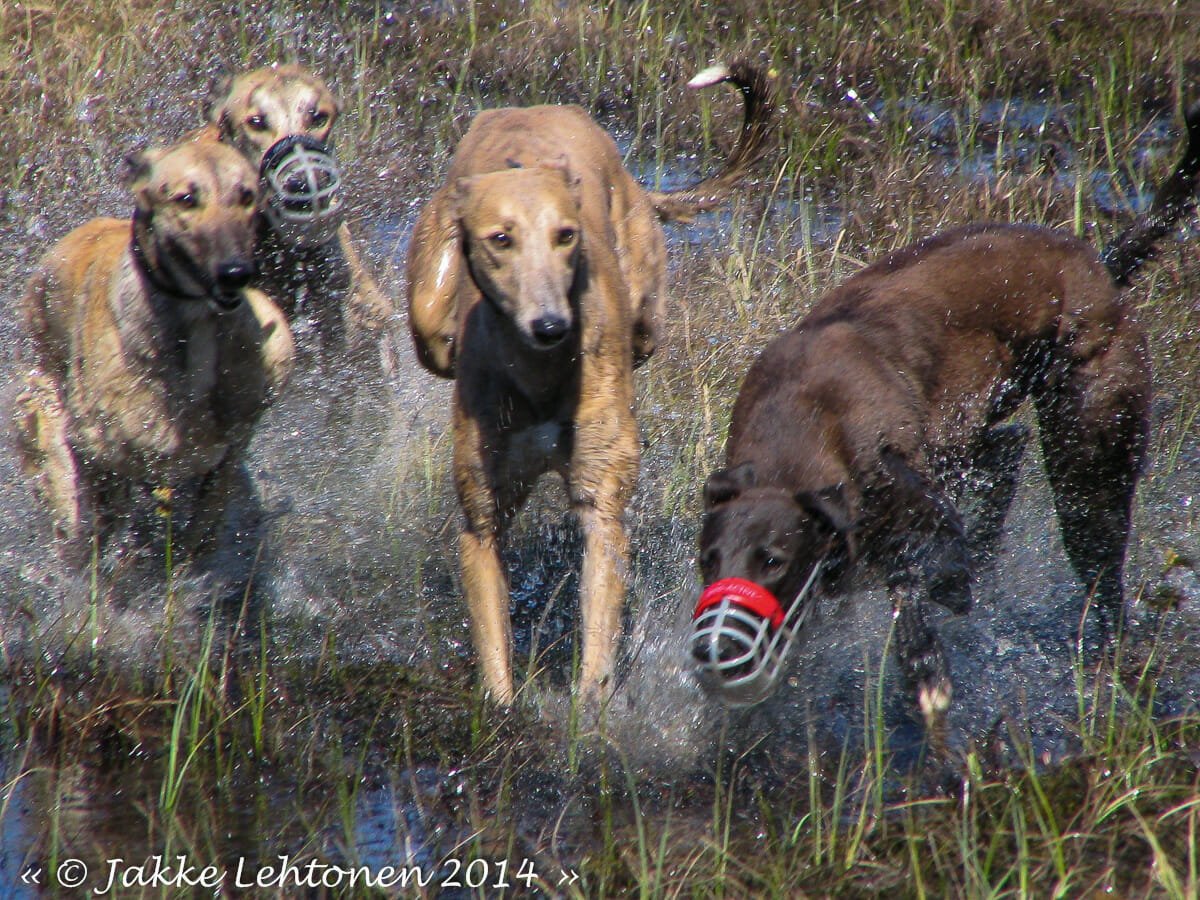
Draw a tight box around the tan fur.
[202,64,398,367]
[408,62,774,378]
[407,64,773,705]
[15,140,294,565]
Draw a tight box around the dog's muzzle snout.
[690,561,825,708]
[259,135,343,248]
[530,313,571,347]
[691,578,785,707]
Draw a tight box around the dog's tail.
[1100,100,1200,285]
[648,61,776,223]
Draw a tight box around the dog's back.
[22,217,131,380]
[732,224,1141,473]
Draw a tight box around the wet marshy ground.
[2,15,1200,894]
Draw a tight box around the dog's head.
[128,141,261,311]
[453,165,583,351]
[210,65,344,247]
[210,64,341,168]
[692,462,857,704]
[699,462,856,612]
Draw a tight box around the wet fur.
[407,61,774,377]
[407,64,774,705]
[700,102,1200,723]
[15,140,294,566]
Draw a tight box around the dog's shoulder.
[34,217,130,293]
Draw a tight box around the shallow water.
[2,88,1199,892]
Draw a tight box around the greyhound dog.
[197,64,399,370]
[15,139,294,566]
[694,101,1200,724]
[408,62,775,704]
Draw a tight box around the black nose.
[215,261,257,291]
[530,314,570,346]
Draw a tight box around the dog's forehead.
[234,67,334,116]
[464,169,578,224]
[705,491,815,545]
[151,144,256,195]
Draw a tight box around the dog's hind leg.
[14,372,92,564]
[1033,318,1150,636]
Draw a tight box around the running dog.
[198,63,398,369]
[408,63,775,704]
[695,101,1200,724]
[15,139,294,566]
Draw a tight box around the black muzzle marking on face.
[259,135,343,247]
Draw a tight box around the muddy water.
[2,103,1200,892]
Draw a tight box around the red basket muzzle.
[691,577,787,707]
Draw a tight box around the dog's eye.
[245,114,269,132]
[238,188,256,208]
[756,548,786,573]
[490,232,511,249]
[174,192,198,209]
[311,110,330,128]
[557,227,577,247]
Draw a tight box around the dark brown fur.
[700,103,1200,723]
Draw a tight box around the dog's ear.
[206,67,237,126]
[796,484,859,558]
[544,155,583,206]
[704,463,756,510]
[449,176,478,222]
[124,147,165,193]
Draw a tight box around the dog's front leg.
[890,581,952,729]
[574,501,631,702]
[569,409,639,704]
[454,411,516,705]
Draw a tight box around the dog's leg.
[459,527,515,704]
[961,422,1030,573]
[337,224,400,376]
[569,408,639,703]
[14,373,92,564]
[454,412,518,705]
[891,581,953,729]
[879,448,972,615]
[1033,322,1150,636]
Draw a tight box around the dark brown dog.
[408,63,774,705]
[697,102,1200,723]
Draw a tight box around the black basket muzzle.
[259,135,344,248]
